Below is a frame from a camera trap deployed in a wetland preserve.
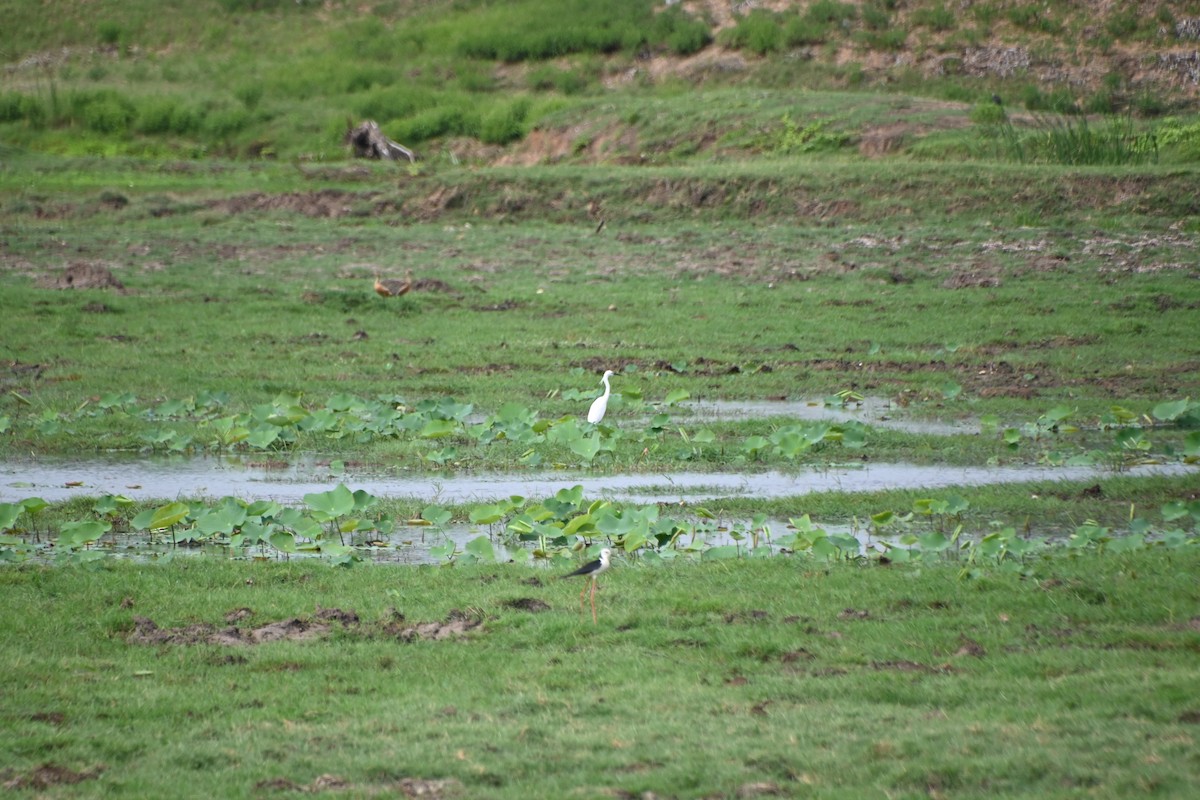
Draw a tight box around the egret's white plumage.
[587,370,614,424]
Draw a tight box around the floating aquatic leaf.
[561,513,595,537]
[246,425,281,449]
[622,530,648,552]
[469,504,505,525]
[425,446,458,464]
[145,502,190,531]
[304,484,355,520]
[464,536,495,562]
[418,419,459,439]
[0,503,24,531]
[941,380,962,400]
[1161,501,1188,521]
[702,545,740,560]
[196,505,246,537]
[269,529,298,553]
[742,435,770,458]
[664,389,690,405]
[569,434,602,462]
[58,520,111,549]
[422,506,452,527]
[1151,397,1195,422]
[429,541,456,561]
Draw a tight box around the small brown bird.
[374,269,413,297]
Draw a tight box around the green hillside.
[3,0,1199,162]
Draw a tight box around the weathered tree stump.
[343,120,416,163]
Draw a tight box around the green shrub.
[1022,86,1077,114]
[67,89,136,134]
[479,98,530,145]
[665,19,711,56]
[1006,5,1063,34]
[218,0,308,11]
[1154,116,1200,161]
[389,106,479,143]
[1085,90,1117,115]
[1134,91,1167,117]
[721,10,784,55]
[913,4,955,32]
[454,0,650,61]
[783,17,831,46]
[234,83,264,110]
[202,104,253,138]
[527,66,589,95]
[805,0,857,25]
[1105,10,1139,40]
[650,6,712,56]
[970,101,1007,125]
[861,3,891,31]
[996,114,1158,166]
[137,96,204,136]
[353,86,441,122]
[97,21,122,46]
[776,114,848,154]
[858,28,907,51]
[455,65,497,93]
[0,92,46,126]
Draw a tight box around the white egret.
[561,548,612,624]
[587,370,614,424]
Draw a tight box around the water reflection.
[2,453,1192,505]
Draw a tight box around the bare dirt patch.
[384,610,484,642]
[2,762,105,790]
[502,597,551,612]
[38,262,125,291]
[208,190,378,219]
[128,613,340,646]
[871,660,954,674]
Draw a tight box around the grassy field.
[2,550,1199,798]
[2,150,1198,473]
[3,3,1200,796]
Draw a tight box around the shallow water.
[677,398,977,435]
[35,516,863,566]
[2,454,1192,505]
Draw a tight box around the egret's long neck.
[601,375,611,397]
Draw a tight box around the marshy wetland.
[3,1,1200,797]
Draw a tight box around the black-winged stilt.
[562,547,611,624]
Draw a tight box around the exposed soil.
[1,762,104,790]
[37,262,125,291]
[871,659,954,674]
[207,190,377,219]
[128,615,333,646]
[255,774,462,797]
[384,610,484,642]
[502,597,551,612]
[128,607,484,645]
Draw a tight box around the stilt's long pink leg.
[590,578,598,624]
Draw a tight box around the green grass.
[2,550,1198,798]
[2,152,1198,467]
[3,4,1200,795]
[2,1,1197,161]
